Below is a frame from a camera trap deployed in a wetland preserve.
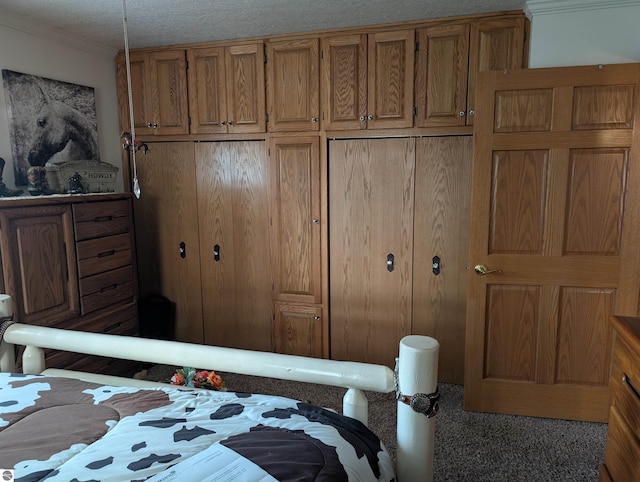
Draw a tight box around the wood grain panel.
[226,43,266,133]
[330,138,414,367]
[565,148,628,256]
[270,137,321,304]
[555,287,614,385]
[197,141,271,351]
[133,141,203,342]
[413,136,472,383]
[484,284,540,381]
[321,34,367,130]
[367,29,414,129]
[415,24,469,127]
[150,50,189,135]
[494,89,553,132]
[273,303,323,358]
[267,38,319,132]
[187,47,227,134]
[573,85,635,130]
[489,149,548,254]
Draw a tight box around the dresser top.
[612,316,640,355]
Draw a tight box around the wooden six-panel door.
[465,63,640,422]
[329,138,414,366]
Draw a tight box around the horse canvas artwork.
[2,70,100,186]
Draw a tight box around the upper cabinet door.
[117,51,154,136]
[117,49,189,136]
[187,47,228,134]
[266,38,320,132]
[415,24,470,127]
[367,29,415,129]
[226,43,266,133]
[466,16,526,125]
[321,34,368,130]
[150,50,190,135]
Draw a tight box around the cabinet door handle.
[213,244,220,261]
[179,242,186,259]
[387,253,394,272]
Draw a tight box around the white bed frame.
[0,295,438,481]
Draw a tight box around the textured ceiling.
[0,0,527,54]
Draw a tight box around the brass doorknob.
[474,264,501,275]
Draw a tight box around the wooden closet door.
[413,136,472,384]
[329,138,414,367]
[196,141,272,351]
[465,63,640,422]
[133,142,203,343]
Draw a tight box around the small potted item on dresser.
[0,157,22,197]
[68,172,84,194]
[27,166,56,196]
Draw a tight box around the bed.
[0,294,439,481]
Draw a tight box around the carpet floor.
[141,365,607,482]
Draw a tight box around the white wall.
[527,2,640,68]
[0,24,123,193]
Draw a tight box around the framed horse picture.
[1,70,100,186]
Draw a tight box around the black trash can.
[138,295,176,340]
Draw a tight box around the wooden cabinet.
[116,49,189,136]
[322,29,415,130]
[266,38,320,132]
[1,205,79,325]
[0,194,138,374]
[273,303,323,358]
[415,24,469,127]
[601,316,640,481]
[187,43,266,134]
[133,141,272,350]
[415,15,527,127]
[269,136,324,357]
[329,136,472,374]
[466,16,527,125]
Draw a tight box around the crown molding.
[0,10,117,58]
[525,0,640,16]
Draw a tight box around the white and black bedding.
[0,372,395,482]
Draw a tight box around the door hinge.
[413,106,417,117]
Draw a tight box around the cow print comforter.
[0,373,395,481]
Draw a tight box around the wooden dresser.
[600,316,640,481]
[0,193,138,375]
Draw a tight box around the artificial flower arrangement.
[170,367,226,391]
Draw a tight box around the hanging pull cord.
[122,0,140,198]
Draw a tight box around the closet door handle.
[179,242,186,259]
[387,253,395,272]
[213,244,220,261]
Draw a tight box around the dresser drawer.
[611,338,640,439]
[79,266,136,314]
[604,406,640,481]
[77,233,132,278]
[73,199,131,241]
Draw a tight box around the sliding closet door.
[329,138,414,367]
[133,141,204,343]
[413,136,472,384]
[196,141,272,351]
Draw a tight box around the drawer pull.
[97,250,116,258]
[100,284,118,293]
[94,215,113,222]
[623,374,640,401]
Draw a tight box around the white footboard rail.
[0,295,439,481]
